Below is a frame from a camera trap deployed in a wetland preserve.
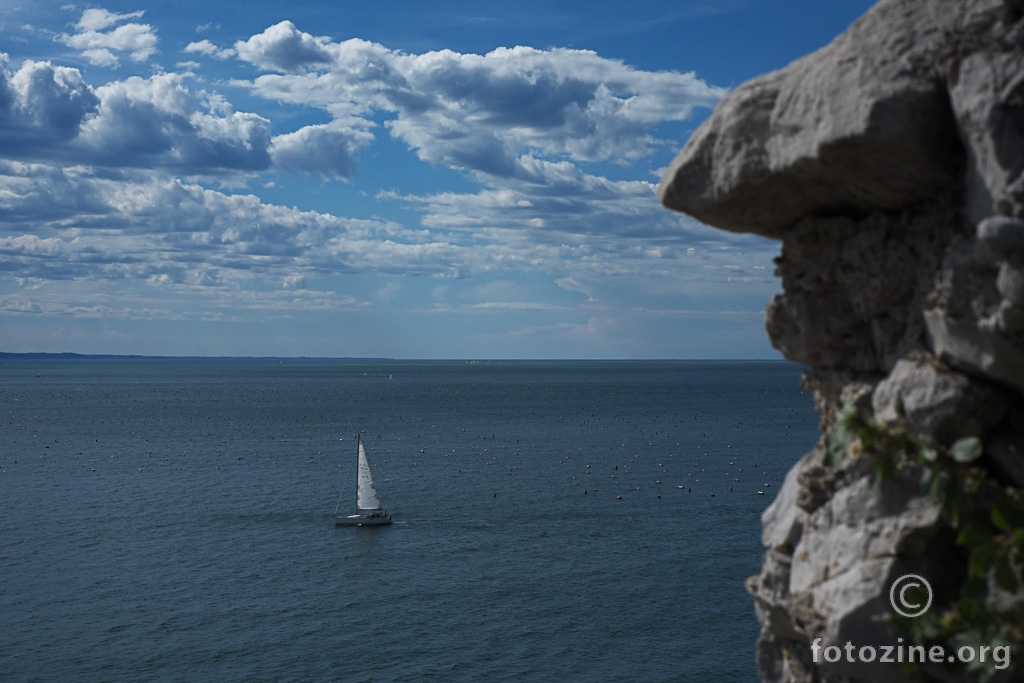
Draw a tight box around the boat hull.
[334,514,392,527]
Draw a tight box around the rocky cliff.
[659,1,1024,681]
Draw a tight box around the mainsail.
[355,437,382,511]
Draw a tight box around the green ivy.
[826,405,1024,681]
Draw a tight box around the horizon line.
[0,351,790,363]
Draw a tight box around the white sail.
[355,437,383,511]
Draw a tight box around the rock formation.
[659,0,1024,681]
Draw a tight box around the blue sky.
[0,0,875,358]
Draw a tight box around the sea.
[0,358,820,683]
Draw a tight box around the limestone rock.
[657,0,1003,237]
[871,357,1009,441]
[746,465,953,682]
[748,549,802,642]
[659,0,1024,680]
[925,309,1024,394]
[767,204,953,375]
[789,474,942,595]
[761,448,812,550]
[948,50,1024,222]
[997,262,1024,304]
[977,215,1024,256]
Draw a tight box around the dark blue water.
[0,359,818,682]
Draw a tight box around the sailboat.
[334,435,392,527]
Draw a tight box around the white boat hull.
[334,513,392,527]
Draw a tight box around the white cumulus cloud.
[0,57,278,174]
[234,20,334,73]
[270,119,375,178]
[58,8,158,67]
[233,24,724,177]
[184,39,235,60]
[0,55,100,153]
[78,73,273,172]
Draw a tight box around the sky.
[0,0,877,359]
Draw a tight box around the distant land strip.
[0,352,393,361]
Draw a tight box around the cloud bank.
[17,15,725,185]
[2,6,780,351]
[231,21,724,179]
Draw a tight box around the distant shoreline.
[0,352,393,361]
[0,352,788,363]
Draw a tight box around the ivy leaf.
[943,475,965,527]
[949,437,982,463]
[994,555,1020,593]
[969,544,995,578]
[992,507,1014,533]
[923,467,949,501]
[957,522,989,547]
[921,467,937,498]
[992,497,1024,532]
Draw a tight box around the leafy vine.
[825,404,1024,681]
